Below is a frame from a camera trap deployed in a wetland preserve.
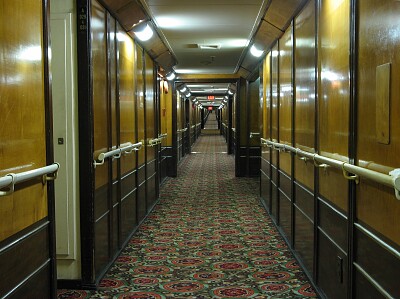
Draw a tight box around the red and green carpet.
[58,134,318,299]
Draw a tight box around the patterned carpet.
[57,134,318,299]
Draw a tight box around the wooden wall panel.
[0,0,48,241]
[92,1,109,190]
[318,0,350,212]
[109,19,118,182]
[271,43,279,167]
[249,79,260,147]
[136,45,145,166]
[145,53,155,162]
[294,0,315,191]
[357,0,400,245]
[118,28,136,175]
[278,25,293,176]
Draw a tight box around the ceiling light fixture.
[166,72,176,81]
[133,23,153,42]
[179,86,187,92]
[250,44,264,57]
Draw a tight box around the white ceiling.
[141,0,267,75]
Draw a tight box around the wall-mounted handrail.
[261,138,400,200]
[147,138,162,147]
[158,133,167,139]
[177,128,188,133]
[94,142,143,168]
[120,141,143,154]
[0,163,60,196]
[250,132,260,138]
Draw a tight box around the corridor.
[58,122,317,299]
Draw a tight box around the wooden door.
[0,0,56,298]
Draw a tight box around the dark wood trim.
[170,82,178,177]
[313,0,320,283]
[105,10,114,270]
[114,18,123,249]
[0,219,51,298]
[42,0,56,296]
[76,0,96,286]
[348,0,358,297]
[142,48,148,213]
[235,78,242,177]
[245,79,250,176]
[291,18,296,251]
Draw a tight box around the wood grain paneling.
[354,225,400,298]
[294,207,314,275]
[357,0,400,245]
[294,0,315,190]
[279,25,293,175]
[279,192,292,242]
[121,191,137,241]
[271,43,279,167]
[0,0,48,241]
[118,28,136,175]
[318,198,347,252]
[249,79,260,147]
[136,45,145,166]
[109,18,118,181]
[318,0,350,211]
[145,53,155,162]
[92,1,109,190]
[0,221,50,298]
[317,231,348,299]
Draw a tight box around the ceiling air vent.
[198,44,221,50]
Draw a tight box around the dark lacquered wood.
[279,171,292,199]
[317,231,348,299]
[121,191,137,241]
[294,207,314,275]
[354,269,386,299]
[294,182,314,220]
[354,226,400,298]
[294,0,316,191]
[318,0,350,212]
[356,0,400,246]
[318,198,348,252]
[0,221,50,298]
[94,213,109,276]
[279,192,292,242]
